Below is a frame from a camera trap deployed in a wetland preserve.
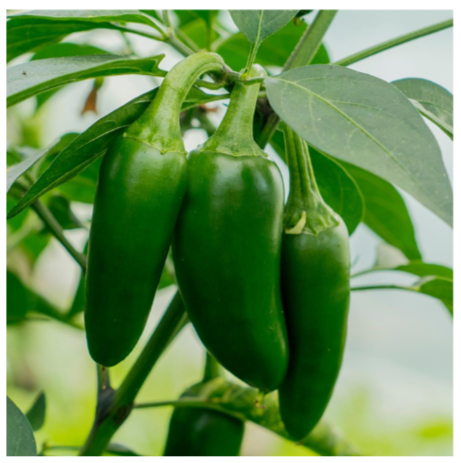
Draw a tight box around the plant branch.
[334,18,453,67]
[284,10,338,71]
[31,200,87,272]
[351,284,409,292]
[79,291,187,456]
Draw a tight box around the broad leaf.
[7,87,228,218]
[342,162,421,260]
[7,397,37,456]
[229,10,298,46]
[26,392,46,431]
[270,130,363,235]
[217,21,329,71]
[266,65,453,226]
[392,78,453,139]
[7,54,165,107]
[167,378,359,456]
[414,276,453,315]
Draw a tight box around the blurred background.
[6,10,453,456]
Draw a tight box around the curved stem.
[334,18,453,67]
[31,200,87,272]
[79,292,187,456]
[203,352,221,382]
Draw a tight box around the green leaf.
[67,242,88,319]
[47,195,84,229]
[26,392,46,431]
[229,10,298,46]
[6,17,117,62]
[270,130,363,235]
[179,18,218,50]
[31,43,110,109]
[8,9,157,26]
[7,397,37,456]
[396,262,453,279]
[217,21,329,71]
[7,54,165,107]
[414,276,453,315]
[392,78,453,139]
[266,65,453,226]
[7,270,34,325]
[7,88,229,218]
[105,443,141,456]
[341,162,422,260]
[169,378,359,456]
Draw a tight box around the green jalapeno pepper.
[172,66,289,392]
[278,125,350,441]
[85,52,225,367]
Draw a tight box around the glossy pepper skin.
[278,126,350,441]
[173,66,289,393]
[164,404,244,456]
[85,52,225,367]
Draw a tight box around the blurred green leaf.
[229,10,298,46]
[266,65,453,226]
[105,443,141,456]
[270,130,363,235]
[47,195,84,229]
[414,276,453,315]
[7,54,165,108]
[7,397,37,456]
[392,78,453,139]
[26,392,46,431]
[7,88,228,218]
[341,162,422,260]
[7,270,34,325]
[217,21,329,71]
[180,18,218,50]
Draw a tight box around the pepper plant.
[6,9,453,457]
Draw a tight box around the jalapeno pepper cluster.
[84,52,350,451]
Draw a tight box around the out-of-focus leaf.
[7,397,37,456]
[7,54,165,107]
[26,392,46,431]
[342,162,422,260]
[392,78,453,139]
[229,10,298,46]
[266,65,453,226]
[47,195,84,229]
[105,443,141,456]
[408,277,453,315]
[270,130,363,235]
[179,18,218,50]
[7,88,229,218]
[217,21,329,71]
[67,242,88,319]
[7,270,34,325]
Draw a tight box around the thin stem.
[79,292,187,456]
[284,10,338,71]
[334,18,453,67]
[176,28,201,53]
[351,284,409,292]
[31,200,87,272]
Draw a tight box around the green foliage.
[26,392,46,431]
[7,397,37,456]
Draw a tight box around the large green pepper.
[172,66,289,393]
[85,52,225,367]
[278,125,350,441]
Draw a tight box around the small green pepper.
[278,125,350,441]
[85,52,225,367]
[173,66,289,392]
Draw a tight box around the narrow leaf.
[342,162,422,260]
[415,276,453,315]
[392,78,453,139]
[7,54,165,107]
[229,10,298,46]
[7,397,37,456]
[26,392,46,431]
[266,65,453,226]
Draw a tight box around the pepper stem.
[126,51,225,153]
[201,65,267,157]
[283,124,339,235]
